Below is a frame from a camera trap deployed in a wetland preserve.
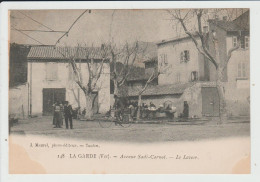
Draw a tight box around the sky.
[10,9,176,46]
[10,9,247,47]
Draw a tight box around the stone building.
[128,11,250,118]
[154,11,250,117]
[27,46,110,116]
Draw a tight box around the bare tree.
[167,9,244,121]
[55,44,110,120]
[108,41,143,97]
[136,67,159,120]
[135,61,172,120]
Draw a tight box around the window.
[245,36,249,49]
[159,54,168,74]
[233,36,249,49]
[240,36,245,48]
[46,63,58,81]
[160,54,168,66]
[180,50,190,63]
[191,71,198,81]
[237,62,247,78]
[180,52,184,62]
[184,50,190,62]
[233,36,238,47]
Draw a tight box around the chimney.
[203,26,208,33]
[223,16,228,21]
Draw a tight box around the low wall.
[224,83,250,116]
[9,83,29,119]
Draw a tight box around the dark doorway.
[43,88,66,115]
[201,87,220,117]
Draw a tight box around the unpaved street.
[10,116,250,143]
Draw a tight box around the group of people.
[140,101,189,119]
[53,101,73,129]
[113,95,189,120]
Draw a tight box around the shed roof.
[127,82,192,97]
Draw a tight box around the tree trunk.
[84,93,93,120]
[114,80,118,96]
[136,94,142,120]
[214,39,227,124]
[216,67,227,124]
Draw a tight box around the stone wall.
[129,81,250,118]
[9,83,29,119]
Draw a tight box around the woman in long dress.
[53,102,61,128]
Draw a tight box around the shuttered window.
[180,50,190,62]
[237,62,246,78]
[233,36,238,47]
[46,63,58,81]
[245,36,249,48]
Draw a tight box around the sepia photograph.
[6,7,251,174]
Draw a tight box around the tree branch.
[139,68,159,95]
[226,36,241,64]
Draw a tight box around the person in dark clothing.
[52,102,57,126]
[59,102,64,126]
[183,101,189,118]
[115,97,124,121]
[53,102,62,128]
[64,101,73,129]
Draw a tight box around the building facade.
[208,11,250,116]
[154,11,250,117]
[27,46,110,116]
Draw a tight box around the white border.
[1,1,260,182]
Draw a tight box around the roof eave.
[128,92,183,97]
[157,35,199,46]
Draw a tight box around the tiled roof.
[209,19,248,32]
[233,10,249,31]
[156,35,194,46]
[127,82,192,97]
[209,11,249,32]
[27,46,104,60]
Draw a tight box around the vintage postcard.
[1,1,259,179]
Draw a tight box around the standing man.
[64,101,73,129]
